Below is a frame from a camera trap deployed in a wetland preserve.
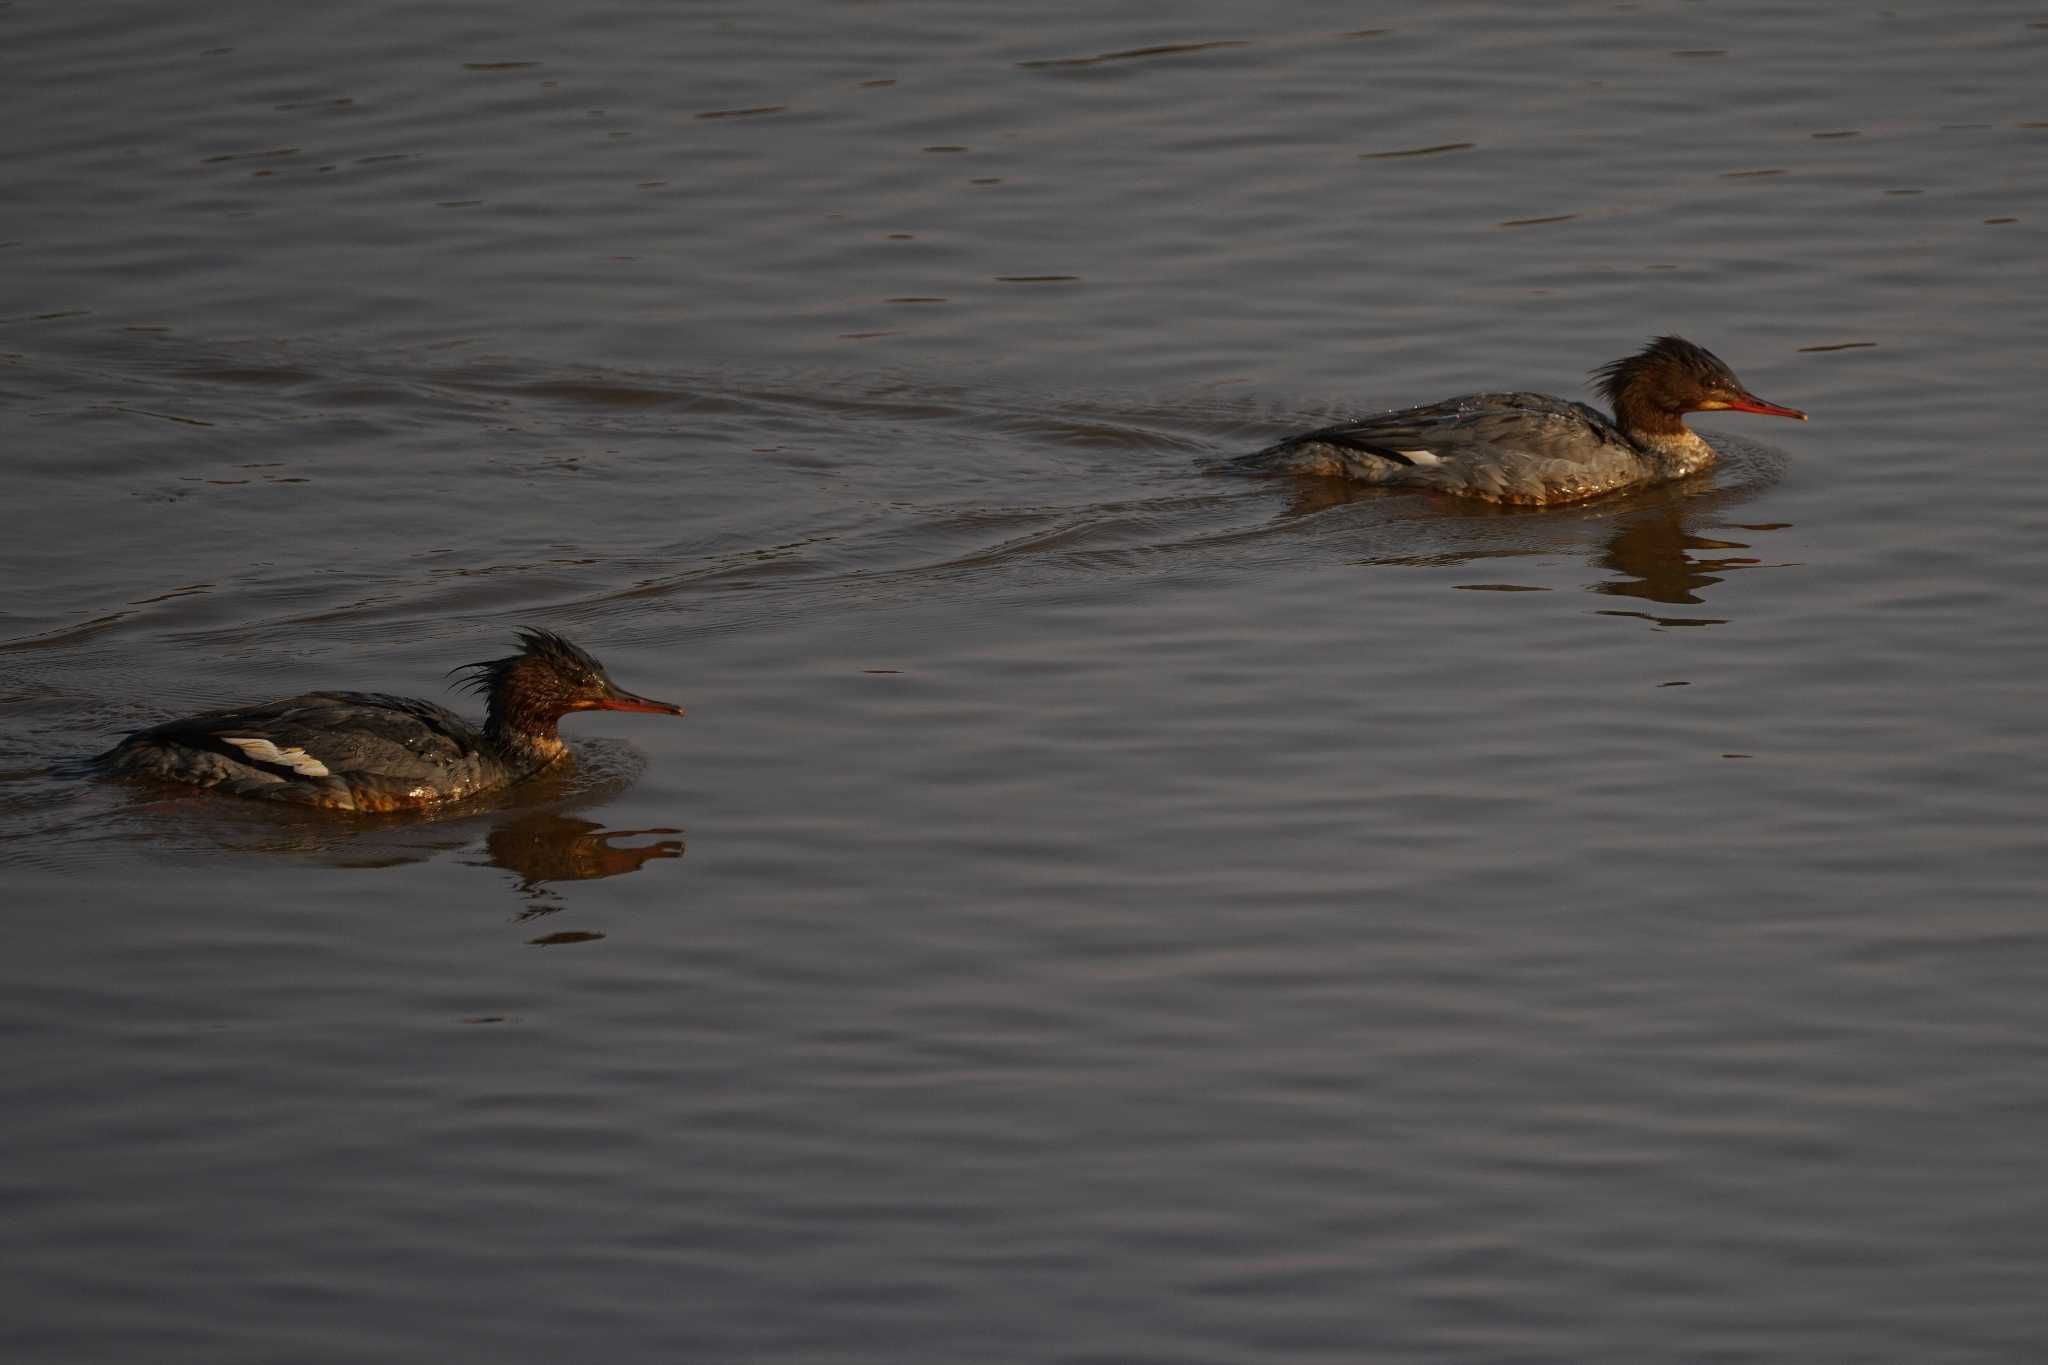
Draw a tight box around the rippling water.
[6,1,2048,1361]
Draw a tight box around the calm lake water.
[5,1,2048,1360]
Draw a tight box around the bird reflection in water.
[480,810,683,915]
[1258,466,1792,627]
[1593,506,1793,626]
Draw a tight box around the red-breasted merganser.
[98,629,685,812]
[1230,336,1806,505]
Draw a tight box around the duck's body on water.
[1231,336,1806,506]
[98,629,685,812]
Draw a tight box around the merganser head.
[1590,336,1807,437]
[453,628,686,744]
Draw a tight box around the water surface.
[5,2,2048,1361]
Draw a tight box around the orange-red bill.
[597,691,687,716]
[1727,392,1808,421]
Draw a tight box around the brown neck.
[485,690,569,765]
[1609,389,1691,442]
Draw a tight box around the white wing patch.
[222,735,332,778]
[1397,449,1442,466]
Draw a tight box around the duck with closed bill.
[1229,336,1806,506]
[98,629,685,812]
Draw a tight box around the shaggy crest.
[451,628,608,700]
[450,628,617,743]
[1588,335,1740,413]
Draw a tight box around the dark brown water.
[6,2,2048,1360]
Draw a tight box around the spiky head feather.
[1589,335,1743,413]
[450,628,618,742]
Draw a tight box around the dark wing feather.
[1245,422,1419,467]
[101,691,495,805]
[1233,392,1629,480]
